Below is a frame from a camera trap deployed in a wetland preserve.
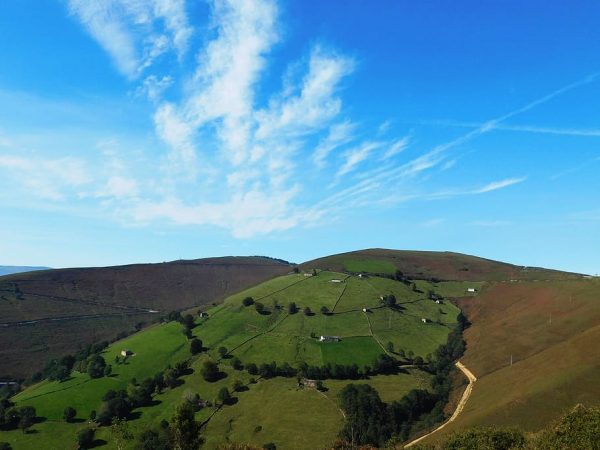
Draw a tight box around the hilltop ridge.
[302,248,583,281]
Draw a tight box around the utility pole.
[510,354,513,366]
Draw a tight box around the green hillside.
[302,248,583,282]
[2,268,467,449]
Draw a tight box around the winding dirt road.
[404,361,477,448]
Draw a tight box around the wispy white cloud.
[256,46,354,140]
[153,103,198,175]
[312,121,355,168]
[0,155,92,200]
[135,75,173,101]
[68,0,192,78]
[313,73,600,212]
[100,176,140,199]
[419,119,600,137]
[336,141,381,178]
[129,187,312,238]
[550,157,600,180]
[381,136,410,160]
[474,177,526,194]
[5,0,591,241]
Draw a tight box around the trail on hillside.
[0,311,157,327]
[404,361,477,448]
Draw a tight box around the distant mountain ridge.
[0,266,51,276]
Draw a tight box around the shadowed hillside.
[0,257,290,378]
[302,248,583,281]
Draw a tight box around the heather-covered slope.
[420,278,600,443]
[0,257,290,378]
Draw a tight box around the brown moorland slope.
[0,256,290,379]
[302,248,582,281]
[422,278,600,443]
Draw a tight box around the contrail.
[318,72,600,211]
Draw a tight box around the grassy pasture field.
[6,267,469,449]
[200,271,464,366]
[13,321,190,420]
[342,258,397,275]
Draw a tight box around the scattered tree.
[218,346,228,358]
[135,426,173,450]
[63,406,77,423]
[87,354,107,379]
[254,302,265,314]
[218,387,231,405]
[182,314,195,330]
[18,406,36,434]
[380,294,397,308]
[200,360,220,382]
[190,338,203,355]
[385,341,395,353]
[246,363,258,375]
[242,297,254,307]
[232,379,244,392]
[320,306,330,315]
[171,402,201,450]
[77,428,95,449]
[303,307,312,316]
[230,357,243,370]
[288,302,298,314]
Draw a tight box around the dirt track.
[404,361,477,448]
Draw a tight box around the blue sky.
[0,0,599,274]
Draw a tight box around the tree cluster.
[36,341,110,383]
[135,402,202,450]
[96,360,190,426]
[380,294,397,308]
[336,316,469,446]
[0,401,36,433]
[242,354,399,381]
[338,384,438,446]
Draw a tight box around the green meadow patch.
[343,258,397,275]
